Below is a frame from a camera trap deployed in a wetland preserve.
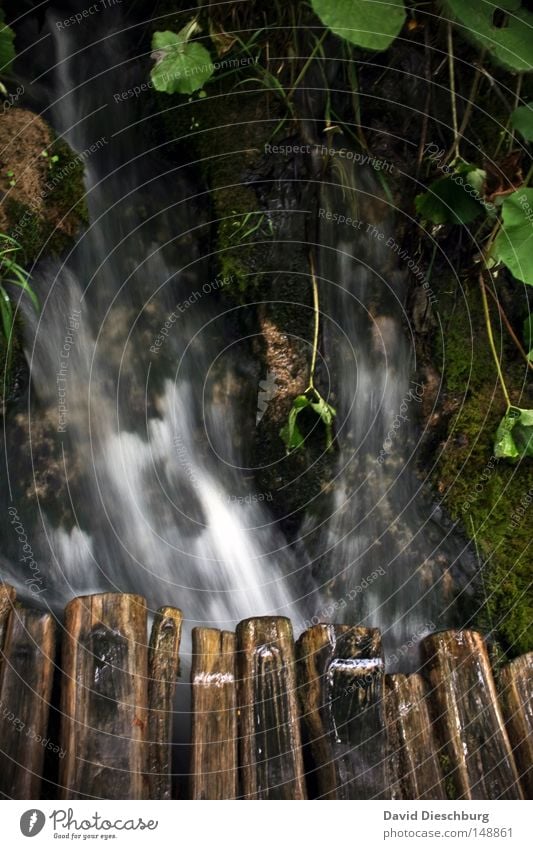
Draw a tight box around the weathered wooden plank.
[498,653,533,798]
[237,616,306,799]
[59,593,148,800]
[0,584,15,655]
[422,630,523,800]
[296,623,386,799]
[145,606,183,800]
[190,628,237,799]
[0,607,56,799]
[386,673,445,799]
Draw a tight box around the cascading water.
[0,4,472,677]
[299,153,472,666]
[1,7,298,631]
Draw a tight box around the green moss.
[433,281,533,657]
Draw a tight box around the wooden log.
[498,653,533,798]
[0,584,15,656]
[0,607,56,799]
[190,628,237,799]
[237,617,306,799]
[296,624,386,799]
[145,606,183,800]
[59,593,148,799]
[422,630,523,800]
[385,673,445,799]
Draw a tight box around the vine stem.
[447,23,460,163]
[479,272,511,408]
[307,252,320,393]
[484,283,533,372]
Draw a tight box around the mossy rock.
[432,280,533,658]
[0,108,87,409]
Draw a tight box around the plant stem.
[307,252,320,393]
[287,31,327,101]
[479,272,511,408]
[446,23,460,163]
[484,283,533,372]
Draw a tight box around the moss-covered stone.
[0,108,87,409]
[431,279,533,658]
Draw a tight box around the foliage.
[494,406,533,461]
[415,162,485,225]
[510,104,533,142]
[0,8,15,74]
[0,234,38,371]
[151,20,214,95]
[280,256,336,454]
[443,0,533,72]
[492,189,533,287]
[310,0,406,52]
[280,390,336,453]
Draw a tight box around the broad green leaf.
[0,9,15,73]
[280,391,336,453]
[510,104,533,141]
[492,189,533,286]
[280,395,310,452]
[494,406,533,460]
[151,22,214,95]
[415,171,484,225]
[443,1,533,72]
[310,0,406,52]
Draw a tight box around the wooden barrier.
[237,617,306,799]
[386,673,445,799]
[297,624,386,799]
[499,653,533,798]
[0,605,56,798]
[146,606,183,800]
[0,584,531,801]
[190,628,237,799]
[59,593,148,799]
[422,630,523,800]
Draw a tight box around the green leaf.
[280,395,310,452]
[510,104,533,141]
[494,406,533,460]
[492,189,533,286]
[310,0,406,52]
[0,10,15,73]
[280,391,336,453]
[151,22,214,95]
[415,169,484,225]
[443,1,533,72]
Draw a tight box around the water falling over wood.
[146,606,183,800]
[59,593,147,800]
[422,630,523,800]
[237,617,306,799]
[386,673,445,799]
[296,624,386,799]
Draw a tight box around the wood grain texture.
[59,593,148,800]
[386,673,445,799]
[145,606,183,800]
[0,607,56,799]
[190,628,237,799]
[0,584,15,656]
[499,653,533,798]
[297,623,386,799]
[237,617,306,799]
[422,630,523,800]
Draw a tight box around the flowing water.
[1,5,472,675]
